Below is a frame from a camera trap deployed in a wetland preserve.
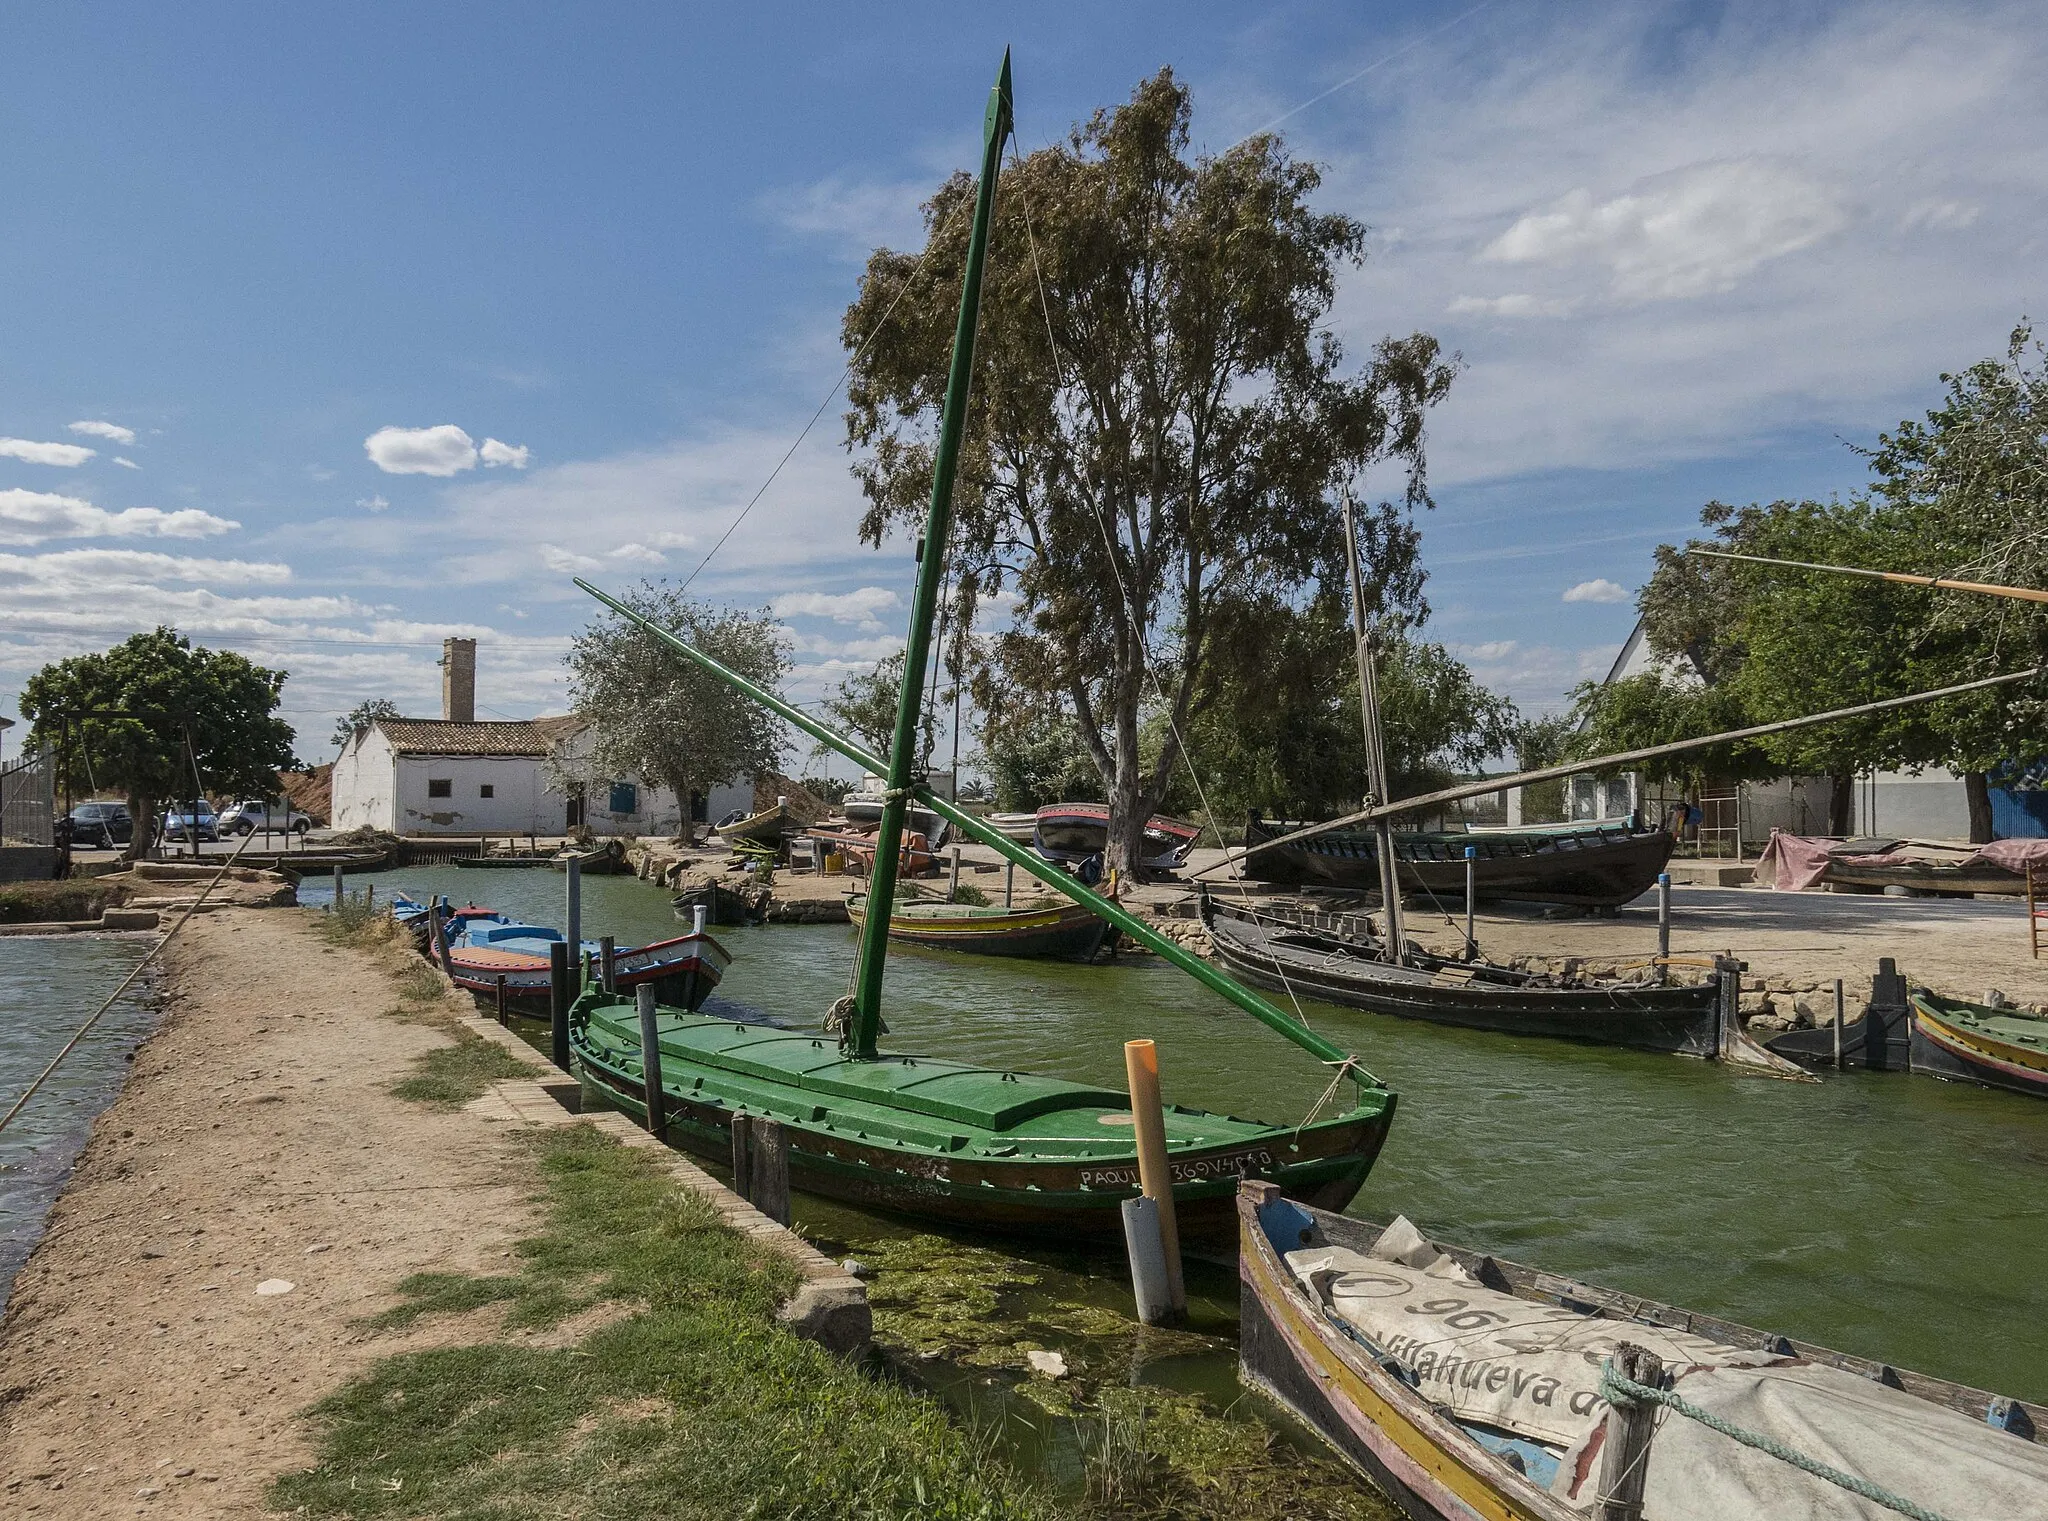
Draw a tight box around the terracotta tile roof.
[375,718,568,757]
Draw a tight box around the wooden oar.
[1689,548,2048,604]
[1189,664,2044,880]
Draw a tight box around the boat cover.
[1288,1218,2048,1517]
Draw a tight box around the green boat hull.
[568,989,1394,1246]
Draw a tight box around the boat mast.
[847,52,1013,1059]
[1343,496,1406,962]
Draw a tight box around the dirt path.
[0,909,545,1518]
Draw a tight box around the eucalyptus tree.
[843,68,1453,872]
[562,584,790,837]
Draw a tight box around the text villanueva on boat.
[561,52,1395,1242]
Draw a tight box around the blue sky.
[1,2,2041,776]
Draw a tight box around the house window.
[480,784,495,799]
[427,778,452,799]
[608,780,638,815]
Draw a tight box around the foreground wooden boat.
[1238,1182,2048,1520]
[392,895,728,1010]
[566,54,1396,1242]
[845,890,1114,960]
[1034,802,1201,871]
[1242,814,1676,909]
[1201,896,1721,1055]
[1910,990,2048,1098]
[571,996,1389,1243]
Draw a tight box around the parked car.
[158,804,220,843]
[218,799,313,837]
[68,801,133,847]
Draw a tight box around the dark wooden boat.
[671,878,760,927]
[1237,1181,2048,1521]
[1034,802,1201,870]
[1822,845,2026,897]
[845,890,1114,960]
[1764,957,1913,1070]
[1909,991,2048,1099]
[562,54,1397,1244]
[1242,814,1676,908]
[1201,896,1720,1055]
[570,999,1389,1244]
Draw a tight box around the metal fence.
[0,748,56,846]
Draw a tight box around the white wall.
[1855,768,1972,841]
[395,754,557,835]
[330,728,396,832]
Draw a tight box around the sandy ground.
[0,909,545,1518]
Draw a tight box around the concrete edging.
[456,1011,871,1356]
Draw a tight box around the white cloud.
[112,456,141,470]
[1446,293,1573,320]
[1562,578,1630,604]
[1464,639,1519,660]
[357,494,390,512]
[772,587,900,628]
[0,489,239,546]
[0,437,95,467]
[1309,2,2048,485]
[768,174,928,259]
[0,548,291,586]
[365,424,478,476]
[606,542,667,566]
[1481,158,1849,301]
[539,544,603,574]
[479,437,531,469]
[67,420,136,446]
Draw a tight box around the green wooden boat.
[844,890,1115,960]
[569,996,1390,1244]
[567,51,1395,1244]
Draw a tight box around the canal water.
[0,934,155,1301]
[359,864,2048,1410]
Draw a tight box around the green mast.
[845,52,1013,1059]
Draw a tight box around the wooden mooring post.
[599,934,617,994]
[548,940,571,1071]
[636,984,666,1141]
[564,858,583,987]
[949,844,962,901]
[431,902,454,974]
[731,1113,790,1225]
[1003,859,1014,908]
[494,974,509,1026]
[332,863,344,909]
[1833,977,1846,1069]
[1123,1038,1186,1322]
[1593,1343,1664,1521]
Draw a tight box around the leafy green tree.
[21,628,297,857]
[332,697,401,749]
[819,651,939,772]
[562,584,790,840]
[973,701,1101,812]
[843,69,1453,873]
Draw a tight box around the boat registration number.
[1080,1149,1274,1189]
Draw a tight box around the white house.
[328,639,749,837]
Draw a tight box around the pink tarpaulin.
[1968,837,2048,874]
[1754,831,1835,891]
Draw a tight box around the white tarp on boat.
[1289,1217,2048,1518]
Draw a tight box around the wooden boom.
[1192,663,2044,881]
[1689,548,2048,605]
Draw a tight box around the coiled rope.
[1599,1361,1955,1521]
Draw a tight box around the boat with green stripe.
[844,890,1115,960]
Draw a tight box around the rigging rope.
[0,822,266,1137]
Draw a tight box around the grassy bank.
[0,877,126,923]
[272,1124,1056,1521]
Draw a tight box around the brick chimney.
[441,637,477,723]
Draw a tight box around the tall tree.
[562,584,790,838]
[820,651,938,771]
[843,69,1453,873]
[20,628,298,857]
[332,697,401,750]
